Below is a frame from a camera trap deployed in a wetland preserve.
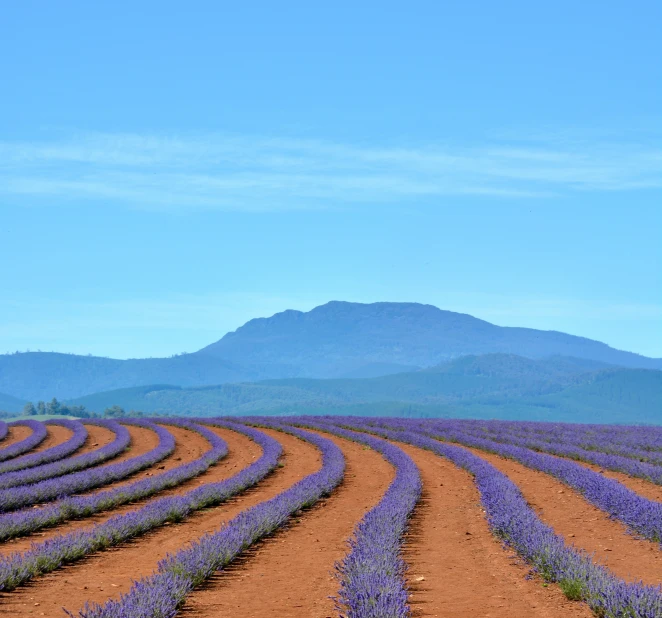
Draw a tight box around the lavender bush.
[0,421,280,593]
[422,422,662,543]
[0,420,225,542]
[0,420,88,480]
[283,417,421,618]
[0,420,48,462]
[337,417,662,618]
[0,421,174,512]
[0,420,130,492]
[457,423,662,484]
[66,424,344,618]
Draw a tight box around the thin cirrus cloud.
[0,132,660,211]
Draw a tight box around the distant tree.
[36,401,46,415]
[22,402,37,416]
[103,405,126,418]
[46,398,61,415]
[66,404,91,418]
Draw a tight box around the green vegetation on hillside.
[65,355,662,424]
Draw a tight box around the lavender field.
[0,416,659,618]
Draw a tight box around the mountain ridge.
[1,301,660,401]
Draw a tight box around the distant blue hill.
[199,301,662,374]
[0,392,25,414]
[2,301,660,401]
[66,354,662,424]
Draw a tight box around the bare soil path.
[75,424,116,456]
[398,443,593,618]
[89,423,160,472]
[554,454,662,503]
[467,446,662,586]
[0,428,320,617]
[25,424,75,456]
[0,424,215,556]
[181,430,394,618]
[0,426,34,451]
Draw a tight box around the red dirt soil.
[180,430,395,618]
[0,425,34,450]
[560,455,662,503]
[27,424,75,455]
[91,423,161,471]
[398,443,593,618]
[0,428,319,617]
[467,446,662,586]
[0,424,213,556]
[75,424,116,455]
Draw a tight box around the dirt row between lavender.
[551,451,662,503]
[0,425,648,617]
[180,429,395,618]
[24,424,74,455]
[0,428,320,617]
[74,424,116,456]
[398,443,593,618]
[464,445,662,586]
[0,424,215,556]
[0,425,34,450]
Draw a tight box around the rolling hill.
[0,391,25,414]
[66,354,662,424]
[0,352,259,401]
[2,301,661,401]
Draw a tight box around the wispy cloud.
[0,131,660,211]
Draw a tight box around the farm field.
[0,417,659,617]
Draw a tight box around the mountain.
[66,354,662,424]
[199,301,662,375]
[2,301,661,401]
[0,392,25,414]
[0,352,259,401]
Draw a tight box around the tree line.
[19,398,143,419]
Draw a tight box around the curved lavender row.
[69,424,344,618]
[339,417,662,618]
[461,421,662,467]
[0,422,278,598]
[457,423,662,486]
[0,421,175,512]
[0,420,130,491]
[421,422,662,543]
[286,417,421,618]
[0,420,48,462]
[0,420,87,478]
[488,420,662,453]
[0,422,7,442]
[0,420,225,542]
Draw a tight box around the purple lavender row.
[68,423,344,618]
[0,420,225,542]
[0,420,130,491]
[459,420,662,466]
[473,419,662,453]
[417,421,662,543]
[455,423,662,485]
[0,421,175,512]
[0,420,241,593]
[0,420,48,462]
[285,417,421,618]
[0,420,87,479]
[340,417,662,618]
[0,422,7,442]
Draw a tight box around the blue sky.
[1,1,661,359]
